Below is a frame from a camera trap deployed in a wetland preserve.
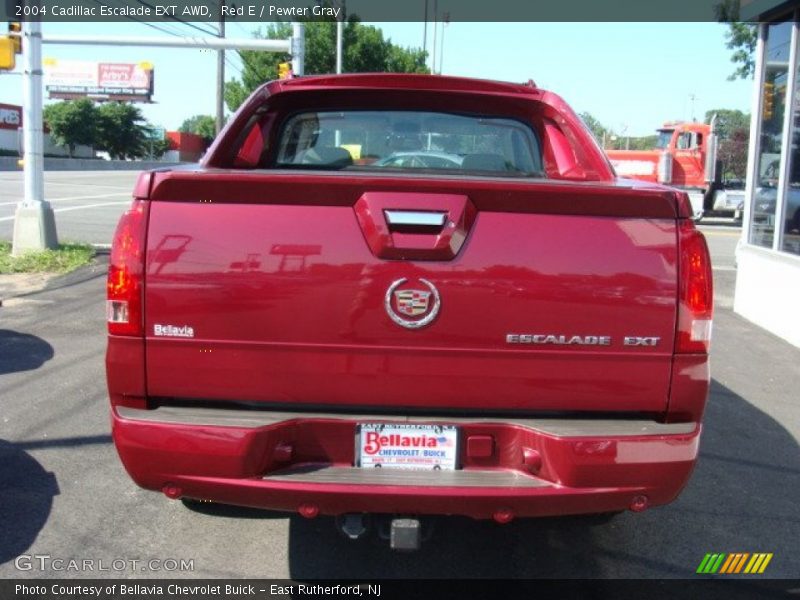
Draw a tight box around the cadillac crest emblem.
[385,278,441,329]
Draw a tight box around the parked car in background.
[752,186,800,233]
[373,151,464,170]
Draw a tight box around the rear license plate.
[357,423,459,470]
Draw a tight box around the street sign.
[146,126,166,140]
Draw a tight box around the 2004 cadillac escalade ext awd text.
[106,74,712,549]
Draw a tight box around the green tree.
[627,135,659,151]
[96,102,150,160]
[718,127,749,180]
[179,114,217,142]
[704,108,750,139]
[724,23,757,80]
[579,112,610,145]
[704,108,750,180]
[43,99,97,157]
[225,20,429,112]
[148,138,171,160]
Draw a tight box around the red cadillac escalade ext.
[106,74,712,549]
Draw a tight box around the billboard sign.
[44,60,154,102]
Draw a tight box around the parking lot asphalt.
[0,172,796,580]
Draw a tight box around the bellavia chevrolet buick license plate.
[357,423,459,470]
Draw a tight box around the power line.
[224,55,242,77]
[232,22,252,37]
[133,21,184,37]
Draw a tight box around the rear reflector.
[107,199,148,336]
[676,220,713,353]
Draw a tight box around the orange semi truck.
[606,119,744,220]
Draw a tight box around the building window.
[783,27,800,256]
[750,19,791,249]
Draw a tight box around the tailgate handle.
[384,210,447,231]
[356,192,476,261]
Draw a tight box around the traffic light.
[9,21,22,54]
[0,36,13,70]
[278,62,292,80]
[763,82,775,120]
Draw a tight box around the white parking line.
[53,201,132,213]
[712,266,737,271]
[0,192,130,207]
[0,201,131,222]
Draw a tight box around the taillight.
[676,219,713,353]
[107,199,148,336]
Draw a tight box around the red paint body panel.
[143,201,678,413]
[666,354,711,422]
[106,74,711,520]
[112,408,700,519]
[105,336,146,403]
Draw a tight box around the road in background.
[699,224,740,310]
[0,171,138,245]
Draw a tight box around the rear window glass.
[274,110,543,177]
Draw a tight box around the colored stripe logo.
[696,553,773,574]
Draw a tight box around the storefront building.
[735,2,800,347]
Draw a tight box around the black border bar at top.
[0,0,775,23]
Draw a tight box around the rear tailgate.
[143,170,679,414]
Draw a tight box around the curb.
[0,251,109,303]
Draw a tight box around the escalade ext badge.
[385,278,441,329]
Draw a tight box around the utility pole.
[336,21,343,73]
[292,22,305,76]
[422,0,428,60]
[13,17,57,254]
[334,0,345,74]
[431,0,438,73]
[215,0,225,135]
[438,12,449,74]
[335,0,343,75]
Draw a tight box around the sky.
[0,21,754,137]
